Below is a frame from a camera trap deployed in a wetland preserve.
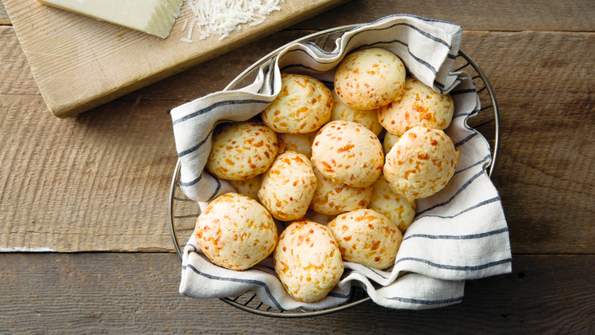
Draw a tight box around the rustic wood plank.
[295,0,595,32]
[0,27,37,95]
[0,95,179,252]
[460,31,595,254]
[0,253,593,333]
[0,1,9,25]
[1,27,594,253]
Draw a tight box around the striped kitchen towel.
[173,15,512,310]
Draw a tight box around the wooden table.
[1,1,594,333]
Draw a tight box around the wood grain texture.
[0,253,593,334]
[0,95,179,252]
[295,0,595,32]
[461,31,595,254]
[0,27,37,95]
[1,25,594,253]
[3,0,348,117]
[0,1,9,25]
[0,28,179,251]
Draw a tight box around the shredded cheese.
[183,0,285,41]
[187,18,198,40]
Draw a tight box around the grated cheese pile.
[180,0,285,42]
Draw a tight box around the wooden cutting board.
[4,0,349,117]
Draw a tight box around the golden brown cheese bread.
[274,219,344,302]
[330,89,383,135]
[206,121,278,180]
[311,120,384,188]
[369,175,416,232]
[383,126,459,202]
[195,193,277,271]
[378,77,454,136]
[258,151,317,221]
[328,209,402,270]
[277,132,317,159]
[334,48,406,111]
[261,73,332,134]
[310,166,373,216]
[303,208,337,226]
[383,132,400,156]
[228,175,262,201]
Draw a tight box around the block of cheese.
[36,0,184,38]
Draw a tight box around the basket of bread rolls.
[169,17,503,317]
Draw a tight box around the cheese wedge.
[37,0,184,38]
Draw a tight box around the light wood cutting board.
[4,0,349,117]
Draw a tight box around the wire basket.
[168,24,500,318]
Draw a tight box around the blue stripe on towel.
[346,22,451,49]
[415,196,501,221]
[387,295,464,305]
[177,119,236,158]
[177,127,216,157]
[395,257,512,271]
[454,133,478,148]
[450,88,476,96]
[182,263,285,311]
[172,100,270,126]
[208,178,222,201]
[178,127,215,158]
[403,226,508,241]
[370,14,461,28]
[327,291,352,299]
[416,170,484,216]
[179,174,202,187]
[454,154,491,175]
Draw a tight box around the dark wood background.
[1,0,594,333]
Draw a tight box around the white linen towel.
[172,14,512,311]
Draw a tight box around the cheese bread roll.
[195,193,277,271]
[278,132,317,159]
[258,151,317,221]
[311,121,383,188]
[310,166,373,216]
[303,208,336,226]
[383,132,400,156]
[274,220,344,302]
[261,73,332,134]
[334,48,406,111]
[369,175,416,232]
[384,127,459,202]
[330,89,383,135]
[378,77,454,136]
[328,209,402,270]
[206,121,278,180]
[228,175,262,201]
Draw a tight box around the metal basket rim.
[168,23,500,318]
